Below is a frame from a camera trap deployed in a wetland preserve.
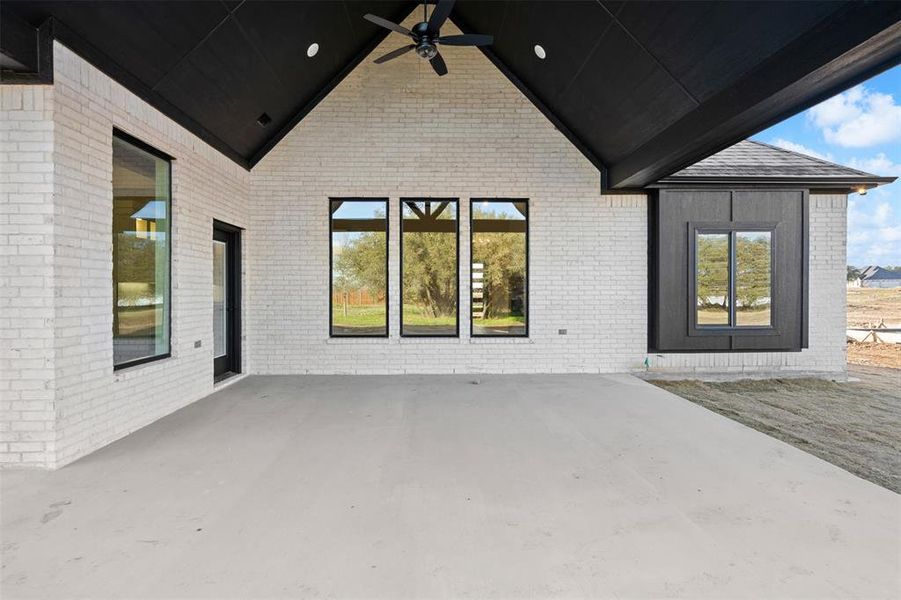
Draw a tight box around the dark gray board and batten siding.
[650,188,808,353]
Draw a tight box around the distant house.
[851,266,901,289]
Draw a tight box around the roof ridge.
[747,139,876,178]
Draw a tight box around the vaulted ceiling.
[2,1,900,188]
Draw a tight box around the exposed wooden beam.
[331,218,386,232]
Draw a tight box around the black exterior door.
[213,221,241,378]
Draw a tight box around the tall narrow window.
[696,233,730,325]
[113,132,171,368]
[471,200,528,337]
[695,229,773,329]
[401,199,458,336]
[330,199,388,337]
[735,231,772,326]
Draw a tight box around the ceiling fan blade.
[437,33,494,46]
[363,14,412,37]
[427,0,455,33]
[429,51,448,76]
[374,45,415,64]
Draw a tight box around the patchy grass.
[650,366,901,493]
[402,304,457,326]
[474,314,526,327]
[332,304,386,328]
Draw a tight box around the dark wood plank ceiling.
[3,1,900,188]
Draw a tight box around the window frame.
[399,197,460,338]
[469,198,530,339]
[112,128,174,371]
[687,221,778,336]
[328,197,390,338]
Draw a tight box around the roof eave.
[648,175,897,191]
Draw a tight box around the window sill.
[113,353,173,378]
[469,336,532,343]
[325,336,533,344]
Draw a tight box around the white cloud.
[847,153,901,176]
[846,190,901,266]
[808,85,901,148]
[769,138,833,161]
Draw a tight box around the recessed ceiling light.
[307,43,320,58]
[534,44,546,59]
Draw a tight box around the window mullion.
[730,230,737,327]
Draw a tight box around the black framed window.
[692,226,773,331]
[330,199,388,337]
[112,131,172,369]
[470,199,528,337]
[400,199,459,337]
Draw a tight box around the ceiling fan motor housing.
[412,22,438,60]
[412,21,438,60]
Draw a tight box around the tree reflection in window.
[696,233,730,325]
[696,229,772,328]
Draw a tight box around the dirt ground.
[847,287,901,327]
[847,341,901,368]
[846,287,901,369]
[651,365,901,493]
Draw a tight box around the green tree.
[471,209,526,319]
[735,234,771,310]
[334,231,387,299]
[402,227,457,318]
[696,235,729,308]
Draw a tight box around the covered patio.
[3,374,897,598]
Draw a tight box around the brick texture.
[2,44,250,468]
[1,86,56,466]
[247,17,648,375]
[1,29,849,468]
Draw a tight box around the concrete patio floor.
[2,374,899,599]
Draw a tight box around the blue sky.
[753,66,901,268]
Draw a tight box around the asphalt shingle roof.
[662,140,894,183]
[860,266,901,281]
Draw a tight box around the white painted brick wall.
[1,86,56,466]
[247,17,648,375]
[1,43,251,468]
[1,29,849,467]
[248,17,847,378]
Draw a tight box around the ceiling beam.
[606,1,901,189]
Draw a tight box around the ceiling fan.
[364,0,494,76]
